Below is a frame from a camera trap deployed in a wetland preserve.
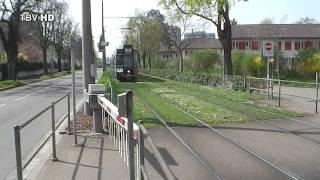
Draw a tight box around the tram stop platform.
[32,134,129,180]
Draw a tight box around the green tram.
[115,44,138,81]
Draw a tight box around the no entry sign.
[263,40,274,57]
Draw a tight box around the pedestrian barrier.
[99,90,175,180]
[249,76,319,113]
[13,92,72,180]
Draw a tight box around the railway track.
[143,73,320,146]
[136,94,300,180]
[115,74,320,179]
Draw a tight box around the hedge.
[139,69,249,91]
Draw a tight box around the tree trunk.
[7,23,19,80]
[57,52,62,72]
[142,51,146,68]
[42,48,48,74]
[148,54,151,69]
[223,22,233,76]
[218,23,233,76]
[179,50,184,72]
[137,52,141,68]
[7,52,17,80]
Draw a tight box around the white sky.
[67,0,320,58]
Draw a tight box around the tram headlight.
[127,70,131,73]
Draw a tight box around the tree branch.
[174,0,217,26]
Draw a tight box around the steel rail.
[171,103,303,180]
[140,125,176,180]
[138,96,224,180]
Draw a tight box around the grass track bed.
[104,72,301,127]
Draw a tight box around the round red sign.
[265,42,272,51]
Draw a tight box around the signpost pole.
[267,58,270,99]
[263,41,274,100]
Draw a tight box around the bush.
[186,49,221,73]
[296,48,320,78]
[232,51,264,77]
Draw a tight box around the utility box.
[88,84,106,108]
[90,64,97,78]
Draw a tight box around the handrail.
[249,76,318,86]
[14,92,71,180]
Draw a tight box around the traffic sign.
[263,40,274,57]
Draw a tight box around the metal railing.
[248,76,319,113]
[14,92,71,180]
[99,90,174,180]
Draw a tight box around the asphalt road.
[0,71,99,179]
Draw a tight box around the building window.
[251,41,258,50]
[162,55,166,59]
[318,41,320,49]
[277,41,282,50]
[233,42,240,50]
[239,42,245,50]
[285,41,291,50]
[245,41,250,50]
[295,41,300,50]
[305,41,312,49]
[170,54,172,58]
[232,42,236,49]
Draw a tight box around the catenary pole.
[102,0,107,71]
[82,0,93,115]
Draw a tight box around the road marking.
[13,79,70,102]
[0,104,6,108]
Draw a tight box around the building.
[159,25,181,60]
[184,31,215,40]
[159,24,320,67]
[231,24,320,68]
[159,28,221,61]
[181,38,222,59]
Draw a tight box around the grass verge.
[0,80,24,90]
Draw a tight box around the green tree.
[126,9,166,69]
[160,0,247,75]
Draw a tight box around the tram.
[115,44,138,81]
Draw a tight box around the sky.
[67,0,320,58]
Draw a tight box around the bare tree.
[0,0,42,79]
[166,14,196,72]
[34,0,54,74]
[51,0,73,72]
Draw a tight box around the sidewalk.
[33,134,129,180]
